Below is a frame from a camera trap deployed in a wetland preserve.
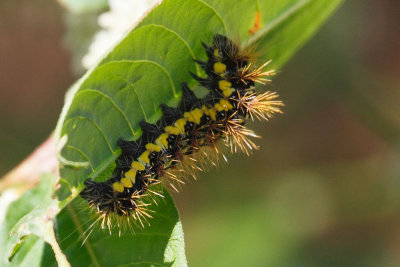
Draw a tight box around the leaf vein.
[146,24,201,75]
[64,116,114,154]
[114,59,177,97]
[196,0,228,35]
[64,145,95,171]
[78,89,136,136]
[122,78,148,122]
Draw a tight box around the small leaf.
[7,236,54,267]
[0,174,70,267]
[48,188,186,266]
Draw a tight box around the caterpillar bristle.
[237,61,275,84]
[224,121,260,155]
[235,91,284,122]
[79,34,283,234]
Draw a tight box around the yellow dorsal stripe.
[120,177,133,188]
[156,133,169,148]
[214,103,223,111]
[131,161,145,171]
[222,88,234,97]
[145,143,162,152]
[174,118,187,134]
[190,108,203,124]
[219,80,234,97]
[165,126,180,135]
[125,169,137,183]
[201,105,209,115]
[138,151,150,165]
[219,99,233,110]
[219,80,231,91]
[208,108,217,121]
[113,182,124,192]
[184,112,195,123]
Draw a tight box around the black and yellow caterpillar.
[80,34,282,227]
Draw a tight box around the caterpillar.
[80,34,283,230]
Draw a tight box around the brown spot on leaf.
[248,11,261,35]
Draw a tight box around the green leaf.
[6,236,54,267]
[0,174,69,267]
[56,0,343,196]
[51,0,343,265]
[250,0,345,68]
[47,188,186,266]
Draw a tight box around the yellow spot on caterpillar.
[138,151,150,165]
[208,108,217,121]
[121,177,133,188]
[165,126,180,135]
[145,143,162,152]
[202,105,216,121]
[213,49,220,57]
[214,103,223,112]
[184,111,195,123]
[113,182,124,192]
[219,80,231,90]
[156,133,169,148]
[220,99,233,110]
[214,62,226,73]
[131,161,145,171]
[219,80,234,97]
[174,118,187,134]
[125,169,137,183]
[201,105,209,115]
[223,89,234,97]
[190,108,203,124]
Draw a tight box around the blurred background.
[1,0,400,266]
